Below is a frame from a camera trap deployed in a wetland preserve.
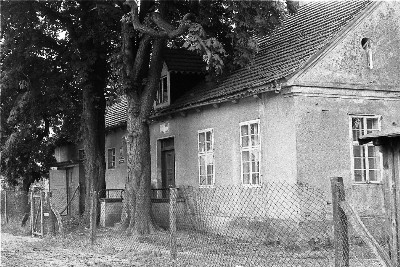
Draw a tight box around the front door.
[161,138,175,193]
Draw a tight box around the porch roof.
[359,128,400,145]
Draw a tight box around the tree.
[0,1,121,219]
[118,0,298,234]
[0,1,80,225]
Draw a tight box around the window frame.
[107,148,116,169]
[349,115,382,184]
[240,119,261,186]
[155,73,170,108]
[198,128,215,187]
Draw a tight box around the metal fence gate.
[30,190,44,237]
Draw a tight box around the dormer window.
[155,63,170,108]
[156,76,169,106]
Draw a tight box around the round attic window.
[361,37,371,50]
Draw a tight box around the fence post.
[47,192,55,236]
[330,177,349,267]
[30,191,34,237]
[4,190,8,224]
[40,191,44,237]
[90,191,97,245]
[170,187,177,263]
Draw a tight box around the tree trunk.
[81,53,107,219]
[122,39,165,235]
[124,95,154,234]
[21,174,35,227]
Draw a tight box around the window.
[78,149,85,161]
[107,148,116,169]
[350,116,381,183]
[198,129,214,186]
[155,76,169,107]
[240,120,261,185]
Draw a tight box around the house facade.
[50,1,400,227]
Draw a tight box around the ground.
[0,232,161,267]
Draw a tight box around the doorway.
[160,138,175,193]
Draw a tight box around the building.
[50,1,400,228]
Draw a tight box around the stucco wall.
[297,1,400,89]
[149,92,297,189]
[292,1,400,217]
[104,130,126,190]
[294,94,400,216]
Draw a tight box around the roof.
[106,1,375,127]
[163,49,206,73]
[153,1,375,116]
[105,97,127,129]
[359,128,400,145]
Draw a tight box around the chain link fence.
[1,181,394,266]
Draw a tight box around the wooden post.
[331,177,349,267]
[30,191,34,237]
[169,187,177,263]
[384,142,400,266]
[4,190,8,224]
[90,191,97,245]
[47,192,55,236]
[40,192,44,237]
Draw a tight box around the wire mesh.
[1,182,391,267]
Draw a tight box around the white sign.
[160,122,170,134]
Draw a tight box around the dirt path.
[0,233,140,267]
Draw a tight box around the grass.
[1,219,386,267]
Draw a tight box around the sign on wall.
[160,122,170,134]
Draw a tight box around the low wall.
[100,198,123,227]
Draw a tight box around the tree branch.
[124,0,192,39]
[140,39,165,117]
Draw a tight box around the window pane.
[243,162,250,173]
[200,175,206,185]
[242,151,250,162]
[243,173,250,184]
[252,173,259,185]
[369,170,379,182]
[368,146,378,157]
[207,175,213,185]
[242,136,249,147]
[250,150,259,162]
[162,77,168,103]
[251,161,260,173]
[207,164,213,175]
[250,123,258,135]
[353,146,361,157]
[206,131,211,142]
[199,133,205,152]
[352,117,364,130]
[206,141,212,152]
[354,158,364,170]
[241,125,249,137]
[366,118,378,130]
[251,135,259,147]
[354,170,365,182]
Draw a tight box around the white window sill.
[242,183,262,188]
[199,185,214,189]
[352,182,382,185]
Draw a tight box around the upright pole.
[30,191,34,237]
[40,192,45,237]
[47,192,55,236]
[4,190,8,224]
[330,177,349,267]
[90,191,97,245]
[169,187,177,263]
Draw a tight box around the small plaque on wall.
[160,122,170,134]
